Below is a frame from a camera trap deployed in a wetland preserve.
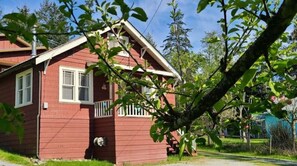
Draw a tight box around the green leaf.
[132,7,148,22]
[206,130,222,149]
[150,124,159,142]
[179,137,186,160]
[108,47,122,58]
[214,99,225,112]
[196,137,206,145]
[239,68,257,90]
[231,9,238,16]
[269,79,280,96]
[156,99,161,109]
[197,0,211,13]
[131,65,141,74]
[107,6,117,15]
[228,28,239,34]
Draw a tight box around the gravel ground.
[162,158,255,166]
[161,151,297,166]
[0,161,20,166]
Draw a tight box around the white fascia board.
[35,27,111,65]
[35,36,87,65]
[114,64,175,77]
[121,21,181,80]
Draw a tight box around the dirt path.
[162,151,297,166]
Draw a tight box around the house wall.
[0,36,28,49]
[0,51,32,65]
[113,76,175,165]
[0,66,40,156]
[113,32,165,71]
[39,46,97,159]
[114,117,167,165]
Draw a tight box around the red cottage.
[0,21,180,165]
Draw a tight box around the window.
[142,77,157,100]
[15,68,33,107]
[59,67,93,104]
[108,33,129,56]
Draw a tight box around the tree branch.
[167,0,297,131]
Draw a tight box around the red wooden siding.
[0,67,40,156]
[93,117,116,162]
[39,46,96,159]
[113,32,165,71]
[0,51,31,64]
[0,36,29,49]
[114,117,167,165]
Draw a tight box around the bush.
[269,122,293,150]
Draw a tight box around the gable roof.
[0,34,47,51]
[0,21,181,80]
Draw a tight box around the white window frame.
[108,32,129,57]
[15,68,33,108]
[59,66,93,104]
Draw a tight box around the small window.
[59,67,93,104]
[62,70,74,100]
[108,33,129,57]
[15,68,33,107]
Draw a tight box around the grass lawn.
[0,149,32,166]
[0,149,113,166]
[199,138,297,162]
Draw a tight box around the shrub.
[269,122,293,150]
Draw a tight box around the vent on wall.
[93,137,107,147]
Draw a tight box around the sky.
[0,0,222,53]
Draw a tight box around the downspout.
[36,71,42,159]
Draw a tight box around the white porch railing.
[118,104,151,117]
[94,100,113,118]
[94,100,153,117]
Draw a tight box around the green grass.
[0,149,32,166]
[0,149,113,166]
[41,160,113,166]
[199,138,297,162]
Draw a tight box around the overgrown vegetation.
[269,122,297,155]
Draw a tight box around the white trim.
[15,68,33,108]
[35,27,111,65]
[33,21,181,80]
[114,64,175,77]
[121,21,181,80]
[59,66,94,104]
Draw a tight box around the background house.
[0,21,179,165]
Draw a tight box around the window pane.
[63,71,74,85]
[18,76,23,90]
[79,73,89,86]
[62,86,74,100]
[26,87,31,102]
[79,87,89,101]
[18,91,23,105]
[25,73,31,87]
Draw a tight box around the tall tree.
[35,0,69,48]
[162,0,194,82]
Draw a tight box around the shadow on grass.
[199,151,297,166]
